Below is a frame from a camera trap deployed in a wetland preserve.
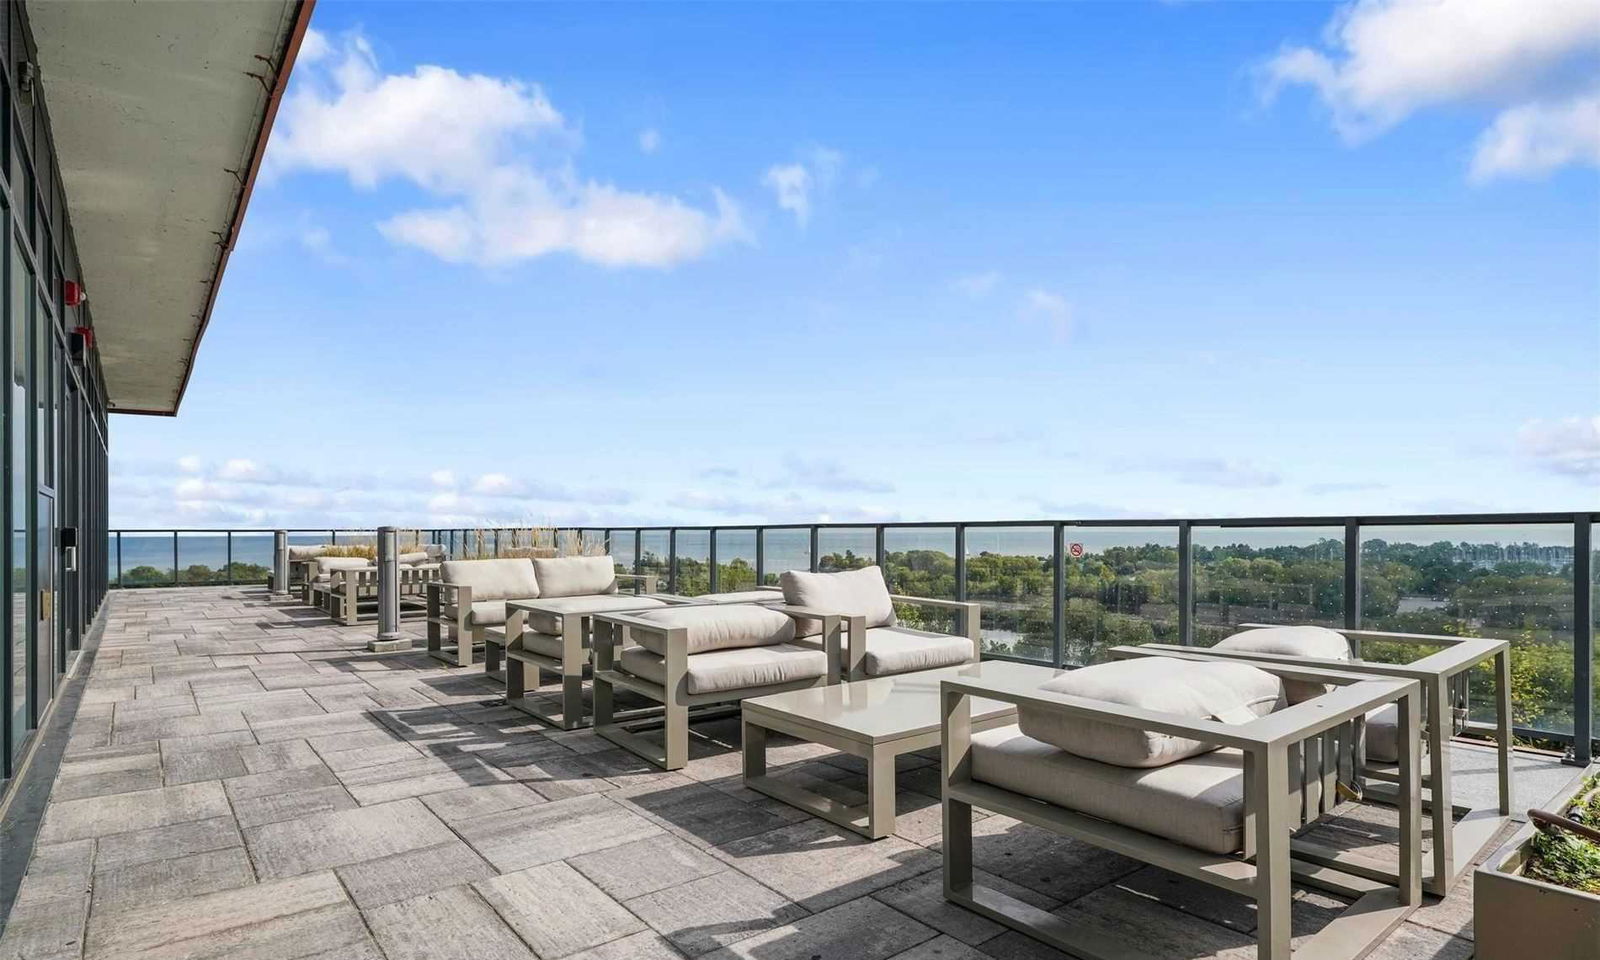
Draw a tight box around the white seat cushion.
[441,559,540,602]
[632,605,795,655]
[861,626,973,676]
[316,557,371,577]
[619,644,828,695]
[780,566,897,638]
[1215,625,1352,704]
[971,725,1255,855]
[467,601,508,628]
[524,595,667,636]
[397,551,429,565]
[698,590,782,604]
[533,556,618,599]
[1020,658,1283,768]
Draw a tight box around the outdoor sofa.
[1119,622,1513,895]
[780,565,980,680]
[941,650,1424,960]
[591,601,844,769]
[425,555,657,667]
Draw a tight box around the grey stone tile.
[364,885,538,960]
[420,782,546,825]
[245,796,455,878]
[715,819,939,911]
[454,794,663,872]
[92,816,243,871]
[1408,871,1474,940]
[564,931,688,960]
[113,710,251,745]
[888,935,991,960]
[90,846,256,914]
[1366,924,1473,960]
[570,833,727,902]
[51,749,165,800]
[476,861,647,958]
[335,839,496,910]
[231,783,359,828]
[37,780,230,843]
[624,869,805,957]
[700,896,935,960]
[0,838,96,958]
[316,739,423,772]
[953,814,1143,904]
[223,762,340,801]
[872,867,1060,946]
[161,744,250,785]
[83,870,371,960]
[619,778,797,847]
[238,739,322,773]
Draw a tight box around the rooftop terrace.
[0,584,1584,960]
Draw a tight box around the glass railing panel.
[1062,526,1181,666]
[674,529,711,596]
[760,528,812,584]
[608,529,638,576]
[884,526,957,634]
[228,533,274,584]
[176,532,230,584]
[715,528,757,592]
[818,527,876,572]
[106,532,117,588]
[1192,526,1345,646]
[965,525,1054,663]
[640,531,670,592]
[118,532,176,587]
[1362,521,1577,736]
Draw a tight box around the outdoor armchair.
[302,555,371,606]
[780,566,980,681]
[323,564,439,627]
[1118,621,1514,896]
[941,651,1423,960]
[591,602,843,769]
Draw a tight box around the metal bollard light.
[369,526,409,651]
[272,530,289,597]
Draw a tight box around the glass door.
[32,492,51,721]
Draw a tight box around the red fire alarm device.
[63,280,83,306]
[72,326,94,350]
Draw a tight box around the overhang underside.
[28,0,305,415]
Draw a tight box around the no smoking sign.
[1068,542,1085,559]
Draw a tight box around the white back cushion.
[1215,625,1351,704]
[316,556,370,575]
[779,566,896,638]
[533,556,618,598]
[440,558,540,602]
[397,551,429,565]
[632,605,796,655]
[288,545,328,561]
[1019,657,1284,768]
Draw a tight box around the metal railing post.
[1344,520,1361,629]
[756,528,766,584]
[1574,514,1593,765]
[226,531,233,586]
[1177,521,1193,645]
[709,529,720,594]
[808,527,819,572]
[1052,523,1066,668]
[875,526,886,569]
[171,532,179,586]
[668,529,678,594]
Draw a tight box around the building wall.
[0,6,111,788]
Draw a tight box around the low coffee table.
[742,660,1063,839]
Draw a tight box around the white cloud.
[1117,456,1283,489]
[772,456,894,494]
[1518,415,1600,479]
[473,472,515,494]
[1470,91,1600,181]
[217,459,261,481]
[1018,288,1072,343]
[639,128,661,154]
[1263,0,1600,179]
[297,27,332,65]
[176,455,202,474]
[430,469,457,488]
[952,270,1001,298]
[763,145,848,226]
[271,32,744,268]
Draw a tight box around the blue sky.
[110,0,1599,530]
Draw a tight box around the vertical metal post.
[271,530,288,597]
[955,525,968,603]
[1052,523,1066,668]
[756,528,766,584]
[115,531,121,588]
[1574,514,1593,765]
[668,529,678,594]
[875,526,886,569]
[372,525,404,649]
[709,529,720,594]
[171,531,179,586]
[494,529,500,558]
[226,531,234,586]
[1178,521,1193,645]
[808,527,819,572]
[1344,520,1361,630]
[633,529,642,578]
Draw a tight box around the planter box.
[1475,763,1600,960]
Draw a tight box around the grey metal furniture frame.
[840,594,983,681]
[322,565,438,627]
[491,589,681,731]
[1122,624,1514,897]
[742,661,1058,839]
[591,605,843,770]
[941,655,1424,960]
[424,573,658,669]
